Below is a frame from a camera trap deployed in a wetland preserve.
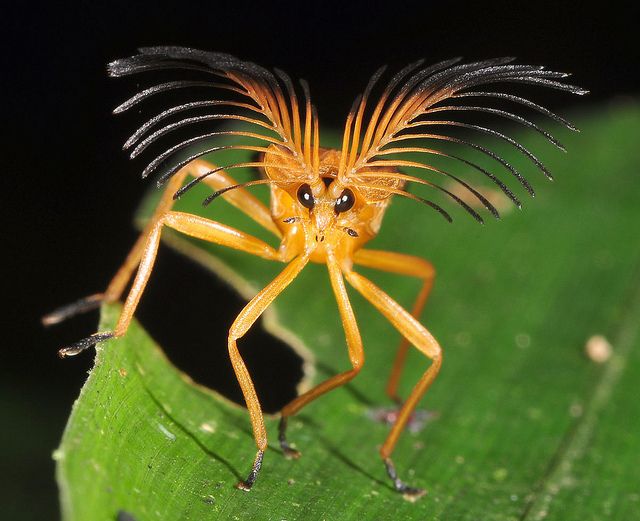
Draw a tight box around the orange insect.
[44,47,585,499]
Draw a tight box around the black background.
[3,2,637,519]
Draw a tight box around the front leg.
[227,254,310,491]
[57,211,281,357]
[278,253,364,458]
[344,269,442,501]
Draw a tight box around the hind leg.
[353,249,435,404]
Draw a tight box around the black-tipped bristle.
[108,48,583,224]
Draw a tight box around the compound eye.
[335,188,355,213]
[297,183,315,209]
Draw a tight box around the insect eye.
[335,189,355,213]
[297,183,315,209]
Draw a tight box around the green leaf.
[56,103,640,520]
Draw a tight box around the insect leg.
[103,159,282,305]
[57,211,281,357]
[42,167,188,326]
[278,254,364,458]
[353,249,435,403]
[228,253,311,491]
[344,269,442,500]
[43,158,280,326]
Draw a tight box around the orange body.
[268,147,397,266]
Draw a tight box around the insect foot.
[278,417,302,459]
[42,293,105,325]
[235,450,264,492]
[384,457,427,502]
[58,332,114,358]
